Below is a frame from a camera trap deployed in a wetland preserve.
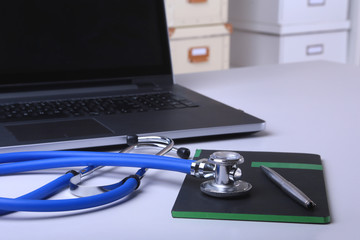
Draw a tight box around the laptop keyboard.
[0,92,198,122]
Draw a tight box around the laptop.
[0,0,265,153]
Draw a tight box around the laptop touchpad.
[6,119,113,142]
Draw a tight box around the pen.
[260,165,316,209]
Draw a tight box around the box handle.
[308,0,326,6]
[188,47,210,63]
[188,0,208,3]
[306,44,324,55]
[168,27,175,38]
[224,23,233,34]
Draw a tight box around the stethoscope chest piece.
[199,151,252,198]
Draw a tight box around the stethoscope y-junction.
[0,136,252,214]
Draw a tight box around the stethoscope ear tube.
[69,135,190,198]
[0,135,193,214]
[0,151,194,213]
[0,176,138,212]
[0,172,75,215]
[0,152,193,175]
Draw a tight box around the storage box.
[229,0,350,34]
[230,30,348,67]
[165,0,228,27]
[169,24,231,74]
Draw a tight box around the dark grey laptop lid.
[0,0,173,92]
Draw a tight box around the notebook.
[0,0,265,153]
[172,150,331,224]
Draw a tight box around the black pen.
[260,165,316,209]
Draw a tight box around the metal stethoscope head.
[191,151,252,198]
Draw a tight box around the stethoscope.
[0,136,252,214]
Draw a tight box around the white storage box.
[165,0,228,27]
[230,30,348,67]
[169,24,231,74]
[229,0,350,34]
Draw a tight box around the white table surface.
[1,61,359,240]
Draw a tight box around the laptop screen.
[0,0,172,87]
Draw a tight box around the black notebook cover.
[172,150,331,224]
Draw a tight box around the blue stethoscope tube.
[0,151,194,213]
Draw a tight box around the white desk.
[1,61,359,240]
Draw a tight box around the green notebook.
[172,150,331,224]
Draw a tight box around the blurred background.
[165,0,359,74]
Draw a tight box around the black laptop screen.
[0,0,172,87]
